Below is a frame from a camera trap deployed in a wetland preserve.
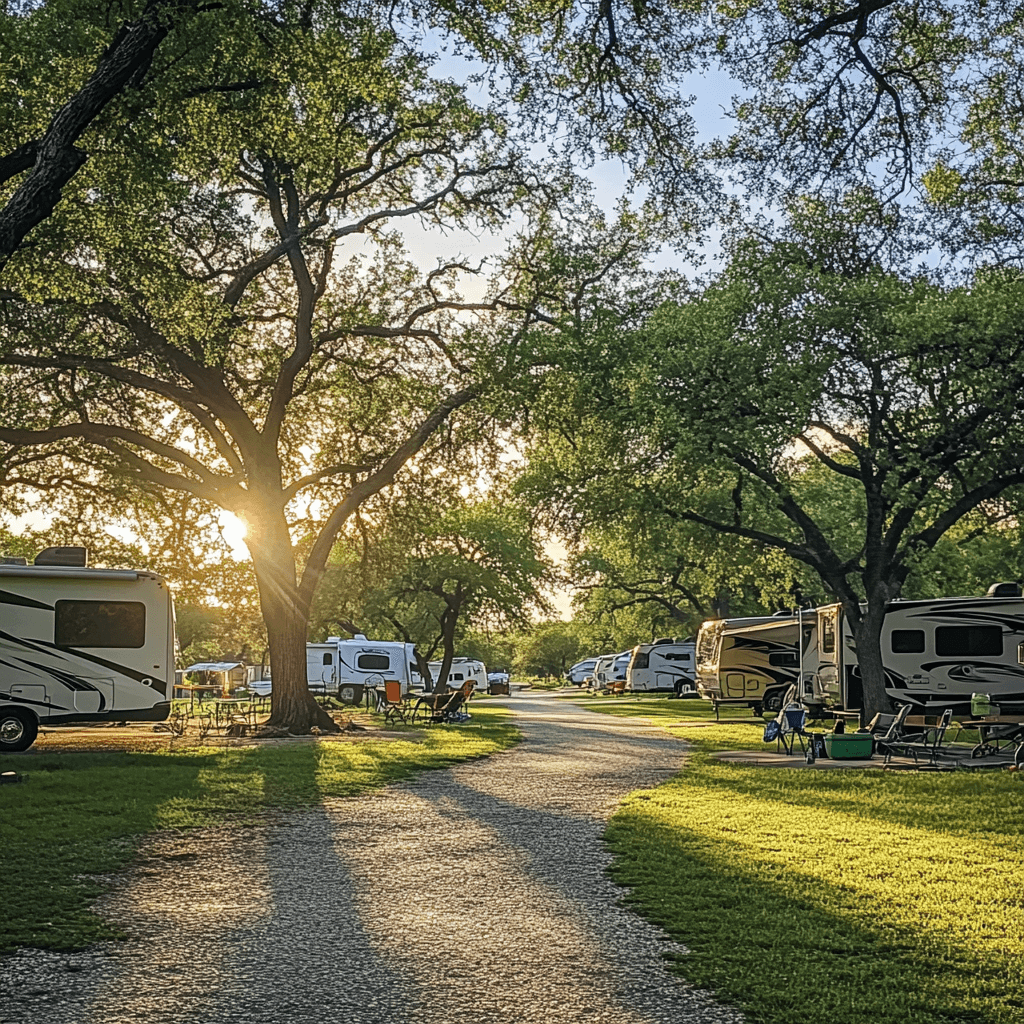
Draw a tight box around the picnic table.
[957,715,1024,759]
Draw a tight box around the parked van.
[813,584,1024,714]
[626,638,697,695]
[0,548,174,752]
[565,658,598,685]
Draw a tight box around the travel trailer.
[592,651,631,689]
[813,585,1024,714]
[306,635,416,696]
[426,658,488,692]
[565,658,598,685]
[0,548,174,752]
[626,638,697,695]
[695,613,816,714]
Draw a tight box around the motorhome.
[565,658,598,685]
[427,658,488,692]
[626,638,697,695]
[695,613,817,714]
[306,635,416,696]
[0,548,174,752]
[813,585,1024,715]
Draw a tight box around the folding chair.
[777,703,808,755]
[377,680,411,725]
[870,703,912,757]
[882,708,953,768]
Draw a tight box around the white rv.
[306,635,416,696]
[813,584,1024,714]
[626,638,697,695]
[695,614,811,714]
[589,653,618,690]
[427,657,487,692]
[0,548,174,752]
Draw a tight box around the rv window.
[634,652,650,669]
[768,651,798,667]
[891,630,925,654]
[935,626,1002,657]
[55,600,146,648]
[821,614,836,654]
[323,653,333,665]
[663,652,691,662]
[357,654,390,671]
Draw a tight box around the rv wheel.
[763,692,784,714]
[0,709,38,752]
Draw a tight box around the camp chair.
[777,703,809,755]
[413,679,473,725]
[869,703,912,756]
[377,679,411,726]
[882,708,953,768]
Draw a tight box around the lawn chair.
[869,703,912,757]
[882,708,953,768]
[413,679,473,725]
[377,679,411,726]
[777,703,809,755]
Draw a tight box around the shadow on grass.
[605,809,1015,1024]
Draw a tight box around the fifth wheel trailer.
[695,614,815,714]
[626,638,697,694]
[0,548,174,752]
[812,584,1024,715]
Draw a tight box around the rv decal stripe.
[0,628,157,685]
[0,588,53,611]
[0,691,71,712]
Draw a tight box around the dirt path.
[1,690,744,1024]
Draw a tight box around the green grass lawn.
[0,704,517,954]
[581,695,1024,1024]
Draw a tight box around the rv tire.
[763,692,784,714]
[0,708,38,752]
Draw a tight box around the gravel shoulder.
[1,689,745,1024]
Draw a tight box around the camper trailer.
[626,638,697,695]
[695,613,816,714]
[813,585,1024,715]
[306,635,416,696]
[0,548,174,752]
[426,658,488,692]
[592,651,630,689]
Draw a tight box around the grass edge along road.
[0,704,517,954]
[579,695,1024,1024]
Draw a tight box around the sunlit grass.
[0,705,517,953]
[577,695,1024,1024]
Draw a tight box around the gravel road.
[2,689,744,1024]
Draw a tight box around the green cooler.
[823,732,873,759]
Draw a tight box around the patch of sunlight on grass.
[602,744,1024,1024]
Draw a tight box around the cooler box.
[823,732,873,759]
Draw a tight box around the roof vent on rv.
[0,556,27,565]
[34,546,88,567]
[986,582,1022,598]
[652,637,674,646]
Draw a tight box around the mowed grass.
[582,695,1024,1024]
[0,704,517,954]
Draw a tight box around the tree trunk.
[848,599,892,723]
[248,518,338,735]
